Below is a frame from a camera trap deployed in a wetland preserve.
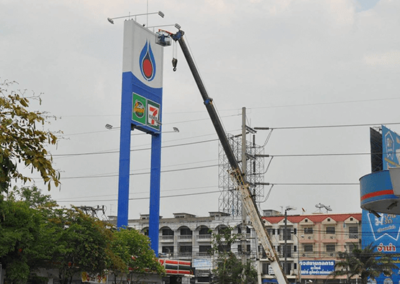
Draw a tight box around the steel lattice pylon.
[218,134,265,216]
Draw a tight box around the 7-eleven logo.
[147,101,160,130]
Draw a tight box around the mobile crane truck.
[156,29,289,284]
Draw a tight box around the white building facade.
[125,211,362,284]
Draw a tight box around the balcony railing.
[160,235,174,241]
[178,235,193,241]
[196,252,212,257]
[278,252,292,258]
[197,234,212,240]
[301,252,314,257]
[177,252,192,257]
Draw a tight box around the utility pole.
[284,209,288,275]
[241,107,247,267]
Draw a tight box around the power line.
[269,122,400,130]
[55,185,217,201]
[59,96,400,118]
[62,114,239,136]
[54,182,357,203]
[52,138,218,157]
[59,164,219,180]
[271,183,359,186]
[249,96,400,110]
[57,190,220,202]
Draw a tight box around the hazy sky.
[1,0,400,219]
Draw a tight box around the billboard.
[299,260,335,276]
[122,19,164,134]
[192,259,212,269]
[117,19,165,256]
[382,126,400,170]
[362,211,400,283]
[362,125,400,283]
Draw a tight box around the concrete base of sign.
[360,170,400,215]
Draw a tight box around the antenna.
[315,203,332,213]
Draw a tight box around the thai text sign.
[299,260,335,275]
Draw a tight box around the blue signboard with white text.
[362,125,400,284]
[382,125,400,170]
[299,260,335,275]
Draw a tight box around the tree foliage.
[0,187,45,283]
[0,81,60,192]
[0,186,163,284]
[331,244,398,284]
[110,228,165,283]
[210,227,257,284]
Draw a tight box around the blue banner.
[382,125,400,170]
[299,260,335,275]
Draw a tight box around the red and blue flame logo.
[139,41,156,81]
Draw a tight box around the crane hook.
[172,58,178,72]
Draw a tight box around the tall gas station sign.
[118,19,164,255]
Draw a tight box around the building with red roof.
[260,211,362,283]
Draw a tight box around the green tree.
[0,186,59,283]
[331,244,398,284]
[0,81,60,192]
[0,190,43,283]
[45,208,114,284]
[210,227,257,284]
[109,228,165,284]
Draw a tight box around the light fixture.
[147,23,181,29]
[105,124,179,134]
[107,11,164,24]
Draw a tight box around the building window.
[179,245,192,254]
[238,244,251,254]
[326,226,335,234]
[218,244,231,252]
[180,227,192,236]
[349,226,358,239]
[218,226,230,234]
[326,244,335,252]
[281,245,292,258]
[162,228,174,235]
[262,263,269,274]
[199,227,210,235]
[282,228,292,241]
[304,227,313,234]
[162,246,174,254]
[304,244,313,252]
[199,245,211,254]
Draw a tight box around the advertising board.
[362,125,400,283]
[122,19,164,135]
[382,125,400,170]
[299,260,335,275]
[192,259,212,269]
